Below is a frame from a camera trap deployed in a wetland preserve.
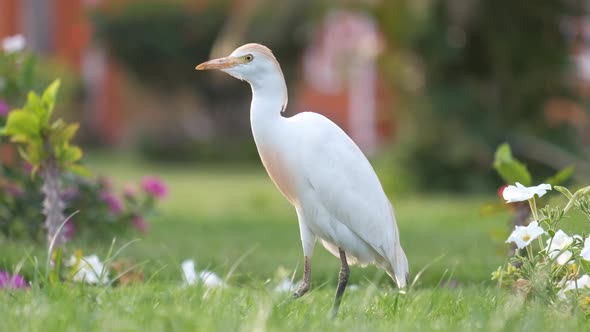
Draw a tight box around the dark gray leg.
[293,256,311,298]
[330,248,350,318]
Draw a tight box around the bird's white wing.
[292,113,408,286]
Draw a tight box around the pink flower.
[142,176,167,199]
[0,100,9,116]
[5,182,23,197]
[101,192,123,214]
[123,184,138,200]
[131,215,149,233]
[22,162,33,173]
[63,220,76,241]
[0,271,28,289]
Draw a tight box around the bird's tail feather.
[386,203,409,288]
[390,243,409,288]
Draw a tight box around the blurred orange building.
[294,9,395,152]
[0,1,395,151]
[0,0,123,144]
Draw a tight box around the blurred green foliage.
[2,80,83,175]
[377,0,583,191]
[90,0,309,163]
[493,142,574,187]
[0,48,159,242]
[493,143,532,187]
[91,1,227,93]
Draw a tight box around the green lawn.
[1,155,588,331]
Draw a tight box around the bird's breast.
[257,143,298,205]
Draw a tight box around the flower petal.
[556,250,572,265]
[582,237,590,261]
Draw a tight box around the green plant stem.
[528,198,546,249]
[528,198,539,221]
[563,186,590,215]
[526,245,534,262]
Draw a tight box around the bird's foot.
[293,282,310,298]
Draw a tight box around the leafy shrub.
[0,36,164,244]
[376,0,582,192]
[494,182,590,306]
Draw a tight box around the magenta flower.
[22,162,33,173]
[0,271,28,289]
[142,176,168,199]
[131,215,149,233]
[63,220,76,241]
[101,192,123,214]
[0,100,9,116]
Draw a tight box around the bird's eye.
[245,54,253,62]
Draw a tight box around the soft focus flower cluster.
[62,175,168,239]
[0,271,28,289]
[0,168,167,241]
[181,259,226,288]
[494,182,590,302]
[0,33,168,242]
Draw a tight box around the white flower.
[506,221,545,249]
[2,34,25,53]
[554,250,572,265]
[199,270,226,288]
[558,275,590,299]
[67,254,109,285]
[502,183,552,203]
[546,230,574,265]
[181,259,226,288]
[581,236,590,261]
[181,259,198,285]
[274,277,301,293]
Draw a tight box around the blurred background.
[2,0,590,193]
[2,0,590,287]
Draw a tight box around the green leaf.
[544,165,575,186]
[42,79,61,117]
[20,139,45,167]
[493,143,532,186]
[68,164,92,177]
[554,186,573,199]
[24,92,47,125]
[49,247,63,286]
[17,146,30,163]
[49,122,79,146]
[1,110,40,140]
[56,145,82,164]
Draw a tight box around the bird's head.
[196,43,283,84]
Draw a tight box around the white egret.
[196,43,409,316]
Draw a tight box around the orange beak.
[195,57,240,71]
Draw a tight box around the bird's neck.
[249,72,288,136]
